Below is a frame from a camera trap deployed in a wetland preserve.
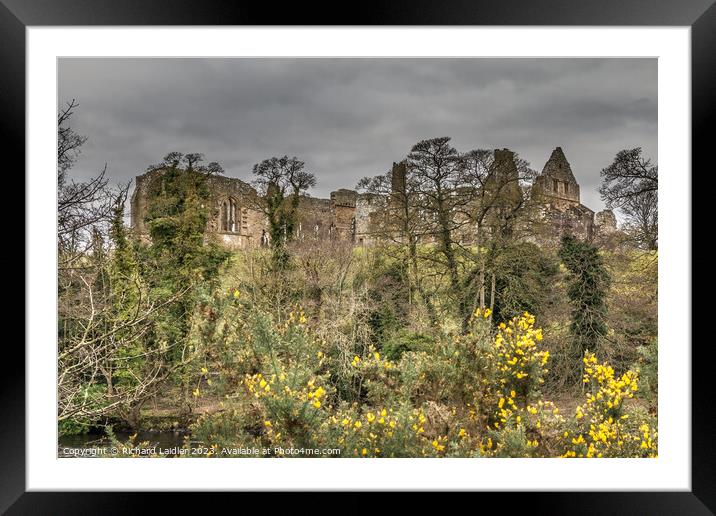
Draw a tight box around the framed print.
[4,0,711,511]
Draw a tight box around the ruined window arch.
[220,200,229,231]
[229,198,237,232]
[220,197,239,232]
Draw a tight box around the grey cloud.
[58,58,657,212]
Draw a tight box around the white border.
[27,27,690,491]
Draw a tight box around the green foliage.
[61,150,657,457]
[364,255,410,344]
[382,331,435,361]
[251,156,316,270]
[634,339,658,406]
[59,418,90,437]
[180,306,656,458]
[558,235,610,359]
[143,155,230,343]
[107,193,149,393]
[490,241,559,323]
[58,384,108,436]
[140,154,232,422]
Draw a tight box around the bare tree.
[600,148,658,249]
[57,102,192,430]
[459,148,538,320]
[407,137,467,308]
[58,266,186,427]
[359,141,539,331]
[357,162,438,325]
[57,100,116,270]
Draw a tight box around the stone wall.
[595,209,617,235]
[205,174,265,249]
[330,189,358,240]
[130,168,266,250]
[130,147,618,251]
[296,195,332,240]
[355,193,382,246]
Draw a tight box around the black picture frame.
[4,0,707,512]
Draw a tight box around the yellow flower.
[192,388,201,398]
[312,400,321,409]
[233,289,240,299]
[458,428,467,438]
[201,367,208,374]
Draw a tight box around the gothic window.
[220,201,229,231]
[552,178,558,192]
[229,198,237,232]
[220,198,239,232]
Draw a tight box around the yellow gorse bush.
[477,312,564,457]
[319,406,441,457]
[188,302,656,459]
[493,312,549,399]
[561,353,657,458]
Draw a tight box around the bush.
[382,331,436,361]
[180,304,655,459]
[560,353,657,458]
[634,339,658,407]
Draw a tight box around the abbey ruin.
[130,147,617,248]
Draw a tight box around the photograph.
[56,57,658,459]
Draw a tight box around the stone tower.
[486,148,523,206]
[390,161,407,197]
[533,147,581,209]
[330,189,358,240]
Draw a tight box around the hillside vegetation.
[57,112,658,457]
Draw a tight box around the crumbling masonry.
[130,147,616,248]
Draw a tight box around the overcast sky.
[58,58,657,212]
